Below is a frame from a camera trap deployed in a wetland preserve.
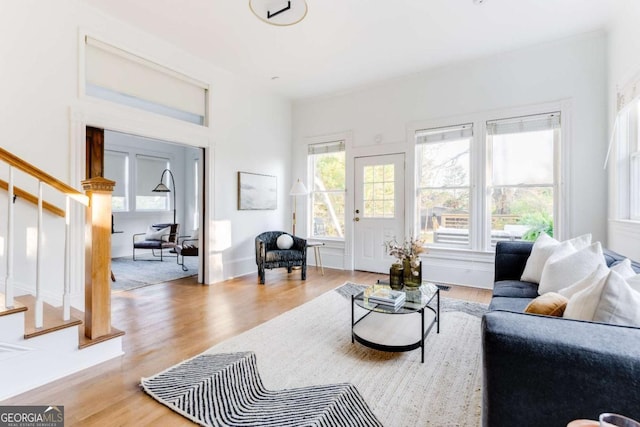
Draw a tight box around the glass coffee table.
[351,282,440,363]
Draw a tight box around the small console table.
[306,241,325,275]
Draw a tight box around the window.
[416,124,472,247]
[414,111,561,251]
[614,99,640,220]
[136,155,170,210]
[308,141,346,238]
[363,164,395,218]
[84,36,208,125]
[104,150,129,212]
[486,113,559,246]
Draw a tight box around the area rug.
[110,254,197,292]
[141,351,382,426]
[148,283,487,426]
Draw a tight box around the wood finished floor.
[2,267,492,426]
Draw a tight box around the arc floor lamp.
[152,169,177,224]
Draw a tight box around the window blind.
[104,150,128,198]
[85,36,207,120]
[308,140,345,155]
[136,155,169,198]
[415,124,473,144]
[486,112,560,136]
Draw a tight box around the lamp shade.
[289,179,308,196]
[152,182,171,192]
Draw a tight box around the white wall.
[293,32,608,288]
[607,1,640,260]
[0,0,292,302]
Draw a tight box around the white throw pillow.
[563,271,608,321]
[520,233,592,284]
[558,263,610,299]
[592,271,640,326]
[538,242,605,294]
[145,226,171,241]
[627,275,640,293]
[276,234,294,250]
[610,258,637,279]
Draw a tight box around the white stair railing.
[0,147,89,330]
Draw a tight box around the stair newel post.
[82,177,115,339]
[4,167,14,309]
[34,181,44,328]
[62,195,71,321]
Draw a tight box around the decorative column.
[82,176,115,339]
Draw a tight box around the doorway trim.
[69,102,212,295]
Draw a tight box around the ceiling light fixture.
[473,0,486,4]
[249,0,308,26]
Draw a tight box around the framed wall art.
[237,171,277,210]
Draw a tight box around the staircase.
[0,148,123,401]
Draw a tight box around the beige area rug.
[201,285,484,427]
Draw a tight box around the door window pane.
[363,164,395,218]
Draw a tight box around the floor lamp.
[152,169,177,224]
[289,179,308,236]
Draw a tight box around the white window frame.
[307,140,346,240]
[408,101,570,254]
[415,123,474,249]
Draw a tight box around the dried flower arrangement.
[384,236,427,276]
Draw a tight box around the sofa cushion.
[539,242,606,294]
[493,280,539,298]
[524,292,568,317]
[488,296,533,312]
[265,249,304,262]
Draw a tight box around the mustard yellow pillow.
[524,292,568,317]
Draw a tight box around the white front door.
[353,154,405,273]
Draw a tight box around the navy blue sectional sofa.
[481,241,640,427]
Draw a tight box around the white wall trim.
[69,101,213,289]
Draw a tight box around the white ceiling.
[80,0,614,100]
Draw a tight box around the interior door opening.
[86,126,205,288]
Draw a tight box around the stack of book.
[366,287,406,310]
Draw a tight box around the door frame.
[345,149,414,270]
[70,103,211,293]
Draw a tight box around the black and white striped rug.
[141,351,382,427]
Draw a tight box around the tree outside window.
[309,141,345,239]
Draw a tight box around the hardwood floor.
[2,267,492,426]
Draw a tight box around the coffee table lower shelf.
[351,290,439,363]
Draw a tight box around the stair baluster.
[3,167,15,309]
[35,181,44,328]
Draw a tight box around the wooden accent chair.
[255,231,306,284]
[132,223,179,261]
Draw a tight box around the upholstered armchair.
[133,223,180,261]
[255,231,307,284]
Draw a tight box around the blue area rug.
[110,254,197,292]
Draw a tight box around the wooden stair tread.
[15,295,83,339]
[0,294,28,317]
